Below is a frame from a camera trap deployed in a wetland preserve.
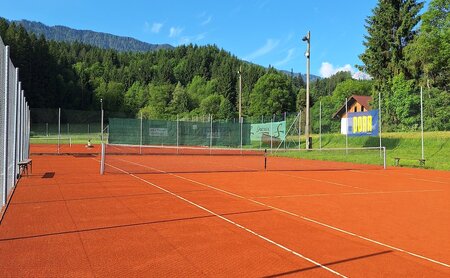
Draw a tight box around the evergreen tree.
[358,0,424,85]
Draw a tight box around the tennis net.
[100,144,386,175]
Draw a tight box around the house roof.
[333,95,373,119]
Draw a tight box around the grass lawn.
[273,131,450,170]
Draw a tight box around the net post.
[100,143,105,175]
[264,149,267,170]
[383,146,386,170]
[58,107,61,154]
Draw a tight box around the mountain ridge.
[12,19,173,52]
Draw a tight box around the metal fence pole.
[345,98,348,154]
[379,91,382,157]
[420,87,424,160]
[284,112,286,149]
[14,82,21,182]
[299,111,302,149]
[209,114,213,154]
[100,143,105,175]
[319,101,322,150]
[100,99,104,143]
[270,114,273,153]
[18,91,23,161]
[57,107,61,154]
[139,112,143,155]
[240,116,243,153]
[12,70,19,185]
[176,114,179,154]
[2,46,10,206]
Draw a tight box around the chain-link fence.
[107,112,304,153]
[1,36,31,216]
[29,108,127,153]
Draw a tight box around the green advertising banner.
[250,121,286,141]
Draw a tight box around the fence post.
[58,107,61,154]
[299,111,302,149]
[176,114,179,154]
[284,112,286,149]
[209,114,213,154]
[319,101,322,150]
[140,112,143,154]
[270,114,274,153]
[12,69,19,186]
[2,46,10,206]
[345,98,348,154]
[379,91,382,157]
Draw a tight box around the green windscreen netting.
[108,118,252,147]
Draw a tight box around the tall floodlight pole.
[302,31,311,149]
[100,98,104,143]
[238,66,242,121]
[420,86,424,160]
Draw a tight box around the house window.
[354,107,357,112]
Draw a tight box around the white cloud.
[244,39,280,60]
[319,62,353,78]
[274,48,296,67]
[169,27,183,38]
[320,62,372,80]
[201,15,212,26]
[151,22,163,33]
[179,33,206,44]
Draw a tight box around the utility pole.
[302,31,311,149]
[238,65,242,122]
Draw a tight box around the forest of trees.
[0,0,448,131]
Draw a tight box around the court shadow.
[262,250,393,277]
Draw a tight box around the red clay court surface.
[0,144,449,277]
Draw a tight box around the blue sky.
[1,0,428,77]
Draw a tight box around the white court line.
[410,178,449,185]
[252,189,444,199]
[351,170,450,185]
[114,157,450,270]
[105,159,346,277]
[275,172,369,190]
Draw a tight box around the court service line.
[105,161,346,277]
[114,158,450,269]
[274,172,369,191]
[351,170,450,185]
[252,189,444,199]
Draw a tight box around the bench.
[394,157,425,167]
[18,159,32,176]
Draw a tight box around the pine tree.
[358,0,424,85]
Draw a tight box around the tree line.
[0,0,448,132]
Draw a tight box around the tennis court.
[0,144,449,277]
